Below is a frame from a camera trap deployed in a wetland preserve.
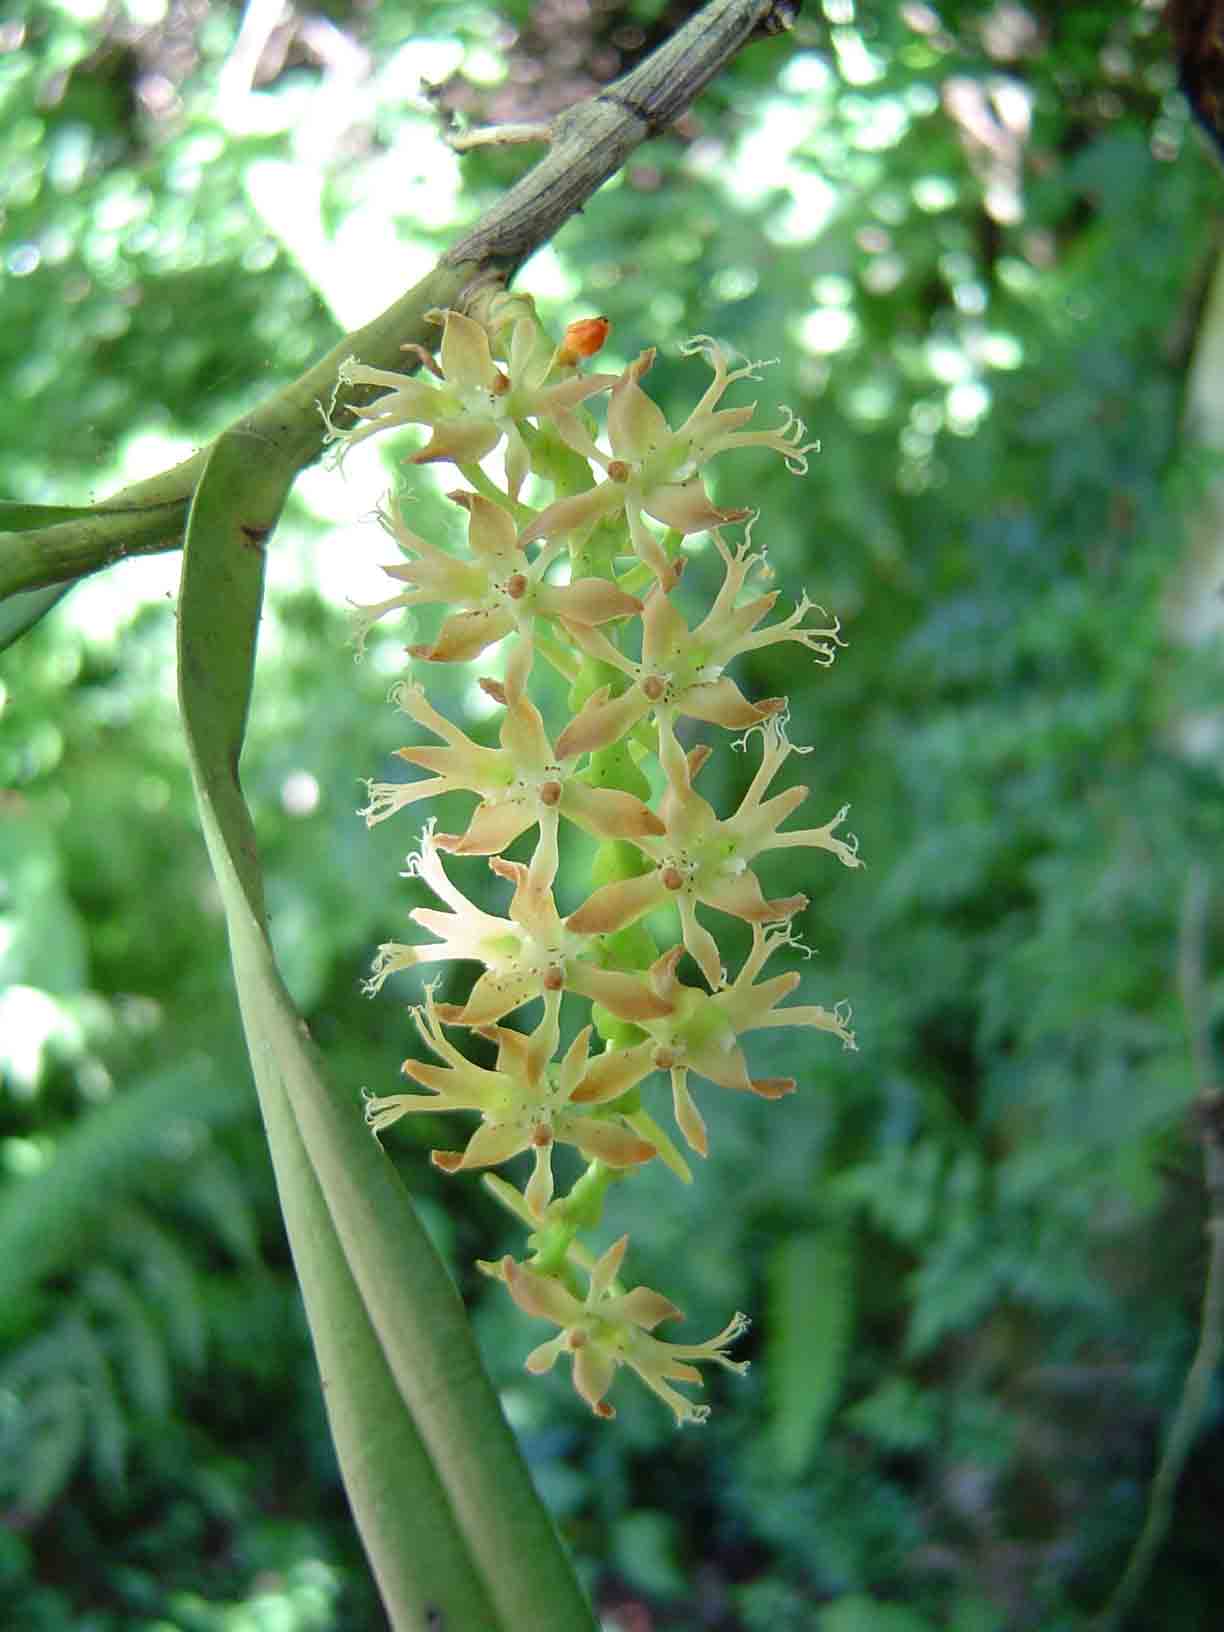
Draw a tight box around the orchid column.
[330,293,860,1425]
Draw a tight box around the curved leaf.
[177,430,596,1631]
[0,583,71,650]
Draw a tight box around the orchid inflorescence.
[330,292,860,1425]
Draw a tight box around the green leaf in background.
[766,1224,856,1477]
[816,1597,940,1632]
[0,812,89,993]
[842,1377,938,1454]
[3,1375,87,1521]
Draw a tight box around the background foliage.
[3,0,1223,1627]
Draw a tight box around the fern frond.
[0,1060,250,1340]
[108,1204,208,1371]
[80,1262,173,1422]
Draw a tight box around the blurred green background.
[3,0,1224,1627]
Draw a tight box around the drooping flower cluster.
[335,296,860,1425]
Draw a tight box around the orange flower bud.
[558,315,611,364]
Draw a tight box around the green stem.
[533,526,667,1248]
[534,627,583,682]
[457,460,537,524]
[532,1164,620,1277]
[616,530,683,595]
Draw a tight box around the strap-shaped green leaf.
[0,501,150,530]
[0,584,70,649]
[177,431,596,1631]
[0,499,188,648]
[767,1224,857,1477]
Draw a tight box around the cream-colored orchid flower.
[688,523,846,668]
[553,604,778,764]
[364,987,656,1215]
[365,823,673,1028]
[552,532,844,757]
[363,822,542,1021]
[360,669,664,857]
[571,926,855,1157]
[520,337,817,586]
[500,1235,749,1423]
[330,307,617,497]
[567,713,862,989]
[351,490,640,661]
